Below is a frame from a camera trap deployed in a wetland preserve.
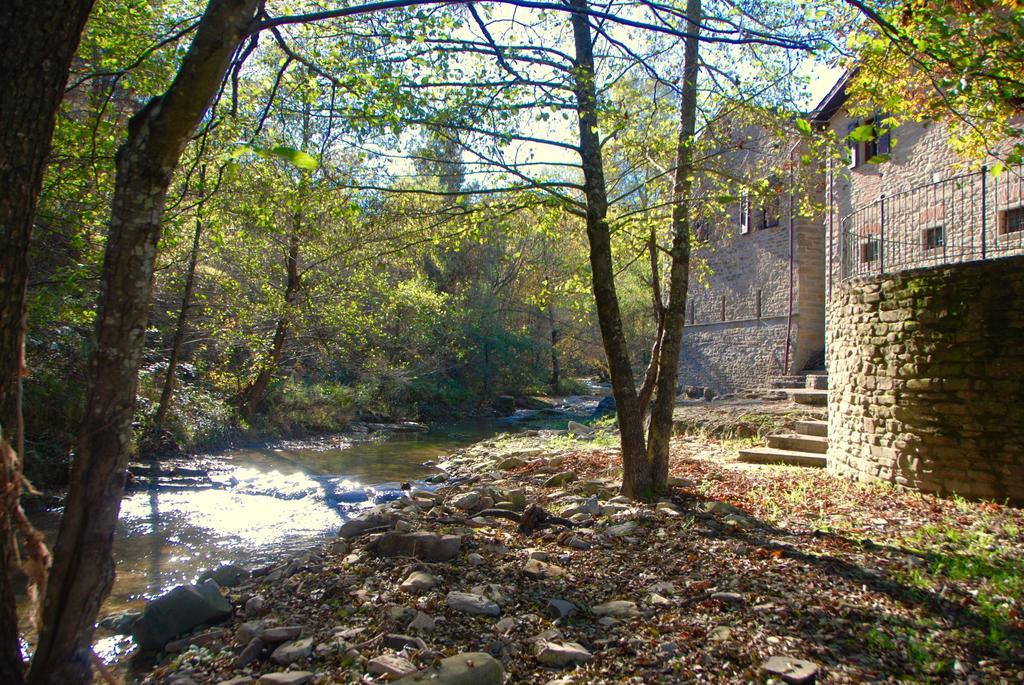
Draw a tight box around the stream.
[21,390,607,662]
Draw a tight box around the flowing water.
[21,390,607,663]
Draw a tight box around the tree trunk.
[568,0,650,498]
[242,227,301,418]
[548,304,560,391]
[154,178,206,431]
[0,2,96,682]
[645,0,702,493]
[27,2,259,682]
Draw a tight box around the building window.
[762,194,781,229]
[1000,206,1024,235]
[860,237,880,263]
[921,225,945,251]
[847,115,892,168]
[739,196,751,235]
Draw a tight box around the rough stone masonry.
[826,254,1024,503]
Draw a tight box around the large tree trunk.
[27,2,259,682]
[645,0,702,493]
[0,2,96,682]
[568,0,650,498]
[242,227,301,418]
[154,184,206,431]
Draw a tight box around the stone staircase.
[738,372,829,468]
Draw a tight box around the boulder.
[97,610,142,635]
[373,531,462,562]
[132,580,231,651]
[446,591,500,616]
[591,396,616,417]
[393,652,503,685]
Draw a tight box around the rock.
[400,571,438,593]
[338,512,394,539]
[408,612,436,633]
[494,395,517,415]
[648,581,676,595]
[374,532,462,562]
[385,633,427,651]
[257,673,314,685]
[646,593,671,607]
[710,592,745,606]
[219,677,254,685]
[592,600,640,618]
[526,548,550,561]
[704,501,745,516]
[578,496,601,516]
[387,605,416,622]
[709,626,732,642]
[496,457,526,470]
[165,628,226,652]
[724,513,758,529]
[393,652,503,685]
[562,535,591,550]
[536,640,593,667]
[197,563,249,588]
[451,491,481,511]
[493,616,517,633]
[504,488,527,510]
[132,580,231,651]
[600,504,630,516]
[467,553,485,566]
[523,559,565,579]
[244,594,267,617]
[544,471,577,488]
[605,521,638,537]
[270,637,314,665]
[235,618,266,643]
[97,610,142,635]
[446,591,500,616]
[567,421,595,437]
[234,637,263,668]
[762,656,820,684]
[655,501,684,516]
[591,396,616,417]
[260,626,303,643]
[368,654,418,679]
[544,599,578,620]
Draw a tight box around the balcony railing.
[840,164,1024,281]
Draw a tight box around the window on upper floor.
[860,236,880,263]
[847,115,892,168]
[1000,206,1024,235]
[761,193,781,229]
[739,196,751,235]
[921,225,945,251]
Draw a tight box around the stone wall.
[679,316,794,393]
[827,256,1024,503]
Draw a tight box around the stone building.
[677,120,826,394]
[814,72,1024,503]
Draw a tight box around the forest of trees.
[1,0,1022,682]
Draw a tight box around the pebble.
[591,600,640,618]
[446,591,501,616]
[270,637,313,664]
[544,599,578,620]
[535,640,593,667]
[367,654,418,679]
[523,558,565,579]
[762,655,820,684]
[400,571,438,592]
[710,591,745,606]
[605,521,638,536]
[408,611,436,632]
[257,673,314,685]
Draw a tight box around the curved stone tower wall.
[827,256,1024,503]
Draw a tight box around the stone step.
[737,447,827,468]
[766,433,828,454]
[795,420,828,437]
[768,375,806,389]
[785,388,828,406]
[805,374,829,390]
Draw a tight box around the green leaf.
[715,194,738,204]
[867,154,891,165]
[795,118,813,135]
[268,146,319,170]
[849,124,876,143]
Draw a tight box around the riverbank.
[113,425,1023,685]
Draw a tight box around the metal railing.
[840,163,1024,280]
